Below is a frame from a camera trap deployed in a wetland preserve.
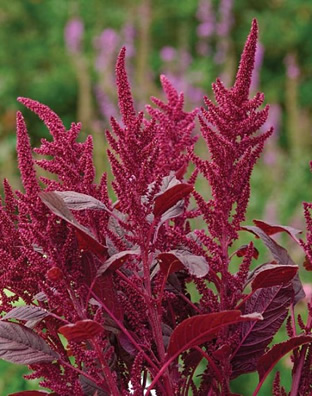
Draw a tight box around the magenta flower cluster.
[1,19,312,396]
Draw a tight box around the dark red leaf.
[81,254,123,321]
[118,331,138,356]
[213,344,232,360]
[158,250,208,278]
[75,229,107,259]
[236,244,259,259]
[54,191,110,212]
[242,225,305,304]
[3,305,50,323]
[257,335,312,384]
[242,226,295,266]
[97,250,139,276]
[157,252,185,276]
[79,375,109,396]
[0,322,59,364]
[59,319,104,342]
[251,264,298,290]
[153,183,193,217]
[175,162,188,180]
[93,274,123,321]
[253,219,301,242]
[40,192,107,259]
[167,310,262,359]
[231,283,294,378]
[303,256,312,271]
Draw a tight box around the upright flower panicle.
[192,19,273,246]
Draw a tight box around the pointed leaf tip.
[153,183,193,217]
[257,335,312,384]
[59,319,104,342]
[167,310,261,360]
[0,322,58,364]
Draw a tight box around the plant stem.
[194,346,223,383]
[290,300,312,396]
[91,339,120,396]
[140,219,174,395]
[289,344,307,396]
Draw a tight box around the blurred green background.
[0,0,312,394]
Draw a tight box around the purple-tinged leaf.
[106,210,134,256]
[40,191,107,259]
[94,274,123,321]
[79,374,109,396]
[157,252,184,276]
[81,254,123,321]
[153,184,193,217]
[54,191,110,212]
[257,335,312,384]
[3,306,50,323]
[59,319,104,342]
[0,322,59,364]
[33,292,48,302]
[158,249,209,278]
[75,229,107,258]
[292,272,306,305]
[153,200,185,243]
[253,219,302,242]
[231,283,294,378]
[40,191,80,225]
[242,225,305,304]
[118,331,138,356]
[167,310,262,359]
[236,244,259,260]
[242,226,294,266]
[251,264,298,291]
[9,392,57,396]
[97,249,139,277]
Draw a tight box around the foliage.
[1,18,312,395]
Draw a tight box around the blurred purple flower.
[216,0,234,37]
[181,50,192,70]
[262,104,281,165]
[261,103,281,135]
[284,53,300,79]
[94,28,119,70]
[197,22,214,38]
[196,0,214,23]
[95,85,118,120]
[94,28,119,53]
[214,40,227,64]
[64,18,84,53]
[187,85,204,104]
[160,46,176,62]
[122,23,136,58]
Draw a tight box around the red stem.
[91,339,120,396]
[289,299,312,395]
[90,290,159,372]
[194,346,223,383]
